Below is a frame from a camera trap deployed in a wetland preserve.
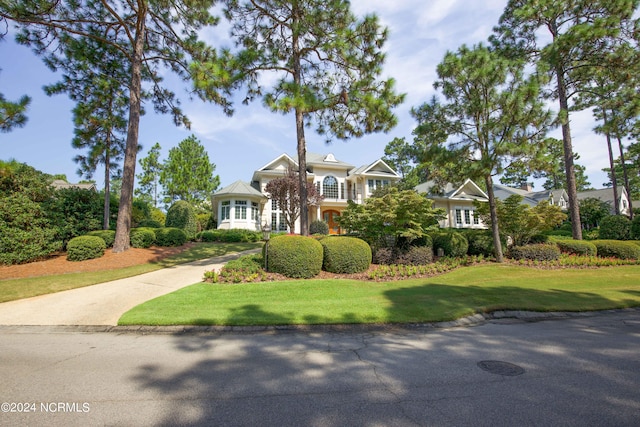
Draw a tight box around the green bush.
[631,215,640,240]
[555,239,597,256]
[592,240,640,260]
[508,244,561,261]
[266,235,323,278]
[130,228,156,248]
[309,219,329,235]
[165,200,198,240]
[543,229,573,237]
[529,234,549,244]
[199,230,217,242]
[396,245,433,265]
[320,236,372,274]
[87,230,116,248]
[462,230,496,257]
[432,230,469,258]
[137,219,163,228]
[197,228,261,243]
[154,227,187,247]
[598,215,631,240]
[66,235,106,261]
[373,247,396,265]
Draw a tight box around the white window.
[251,202,259,221]
[323,176,338,198]
[221,201,230,221]
[455,209,462,225]
[235,200,247,220]
[464,209,471,225]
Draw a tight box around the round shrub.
[396,245,433,265]
[373,247,396,265]
[155,227,187,247]
[592,240,640,260]
[165,200,198,240]
[555,239,597,256]
[130,227,156,248]
[66,235,106,261]
[310,219,329,235]
[598,215,631,240]
[320,236,372,274]
[463,230,496,257]
[199,230,217,242]
[87,230,116,248]
[266,234,323,278]
[432,230,468,258]
[508,244,561,261]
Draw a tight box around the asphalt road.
[1,311,639,426]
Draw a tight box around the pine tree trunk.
[113,11,146,252]
[485,175,504,263]
[617,135,633,219]
[103,147,110,230]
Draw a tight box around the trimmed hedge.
[396,245,433,265]
[165,200,198,240]
[154,227,187,247]
[508,244,561,261]
[87,230,116,248]
[320,236,372,274]
[130,227,156,248]
[66,235,106,261]
[598,215,631,240]
[197,228,261,243]
[266,234,323,278]
[137,219,163,228]
[631,215,640,239]
[432,230,468,258]
[555,239,597,256]
[591,240,640,260]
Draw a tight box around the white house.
[492,183,568,210]
[415,179,488,229]
[212,152,401,234]
[577,187,631,216]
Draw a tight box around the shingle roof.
[213,180,266,198]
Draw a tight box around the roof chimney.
[520,182,533,192]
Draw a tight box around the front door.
[323,210,341,235]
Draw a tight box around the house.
[212,152,401,234]
[492,182,568,210]
[51,179,97,192]
[577,187,630,216]
[415,179,488,229]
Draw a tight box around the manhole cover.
[477,360,525,376]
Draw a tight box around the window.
[221,201,230,221]
[464,209,471,225]
[251,202,259,221]
[340,182,345,199]
[473,211,479,225]
[367,178,389,194]
[455,209,462,225]
[323,176,338,198]
[235,200,247,220]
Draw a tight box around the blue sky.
[0,0,610,192]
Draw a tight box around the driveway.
[0,250,258,326]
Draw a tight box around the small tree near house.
[265,167,323,234]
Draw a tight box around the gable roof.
[306,152,354,170]
[577,187,628,203]
[416,179,488,201]
[349,158,400,179]
[51,179,97,191]
[492,183,568,207]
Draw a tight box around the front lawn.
[118,264,640,326]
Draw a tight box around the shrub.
[432,230,468,258]
[137,219,163,228]
[320,236,372,274]
[130,228,156,248]
[373,247,396,265]
[309,219,329,235]
[462,230,496,257]
[197,228,261,243]
[555,239,597,256]
[508,244,561,261]
[266,234,323,278]
[592,240,640,260]
[543,229,573,237]
[165,200,198,240]
[199,230,217,242]
[66,235,106,261]
[631,215,640,240]
[154,227,187,247]
[598,215,631,240]
[87,230,116,248]
[396,245,433,265]
[529,234,549,244]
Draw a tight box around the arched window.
[323,176,338,198]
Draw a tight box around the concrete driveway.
[0,250,258,326]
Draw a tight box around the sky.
[0,0,612,193]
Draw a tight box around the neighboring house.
[415,179,488,229]
[492,182,568,210]
[212,152,401,234]
[51,179,97,192]
[577,187,630,216]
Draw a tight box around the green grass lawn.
[0,242,262,303]
[118,263,640,326]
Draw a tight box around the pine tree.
[136,143,163,208]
